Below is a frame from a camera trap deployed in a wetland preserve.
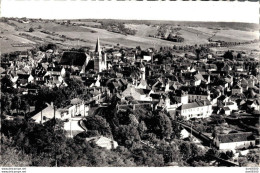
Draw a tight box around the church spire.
[95,37,101,55]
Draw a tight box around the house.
[62,98,89,118]
[32,66,47,85]
[193,73,205,86]
[180,128,190,139]
[188,90,211,103]
[85,136,118,150]
[232,85,243,95]
[136,79,150,89]
[125,53,135,64]
[112,51,122,58]
[222,64,232,71]
[164,96,182,114]
[45,75,67,88]
[170,90,189,104]
[17,74,34,87]
[18,51,28,60]
[247,75,258,88]
[152,80,167,93]
[224,75,233,87]
[122,84,153,101]
[176,99,212,120]
[217,95,230,107]
[235,66,244,72]
[206,64,217,72]
[247,99,260,111]
[31,103,64,124]
[64,117,85,138]
[31,98,89,124]
[7,72,19,88]
[240,78,249,91]
[225,101,238,111]
[106,78,128,94]
[213,132,255,150]
[218,107,231,115]
[143,55,152,62]
[45,66,62,76]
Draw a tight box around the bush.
[28,27,34,32]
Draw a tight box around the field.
[210,42,260,59]
[187,27,258,41]
[1,19,259,54]
[124,24,158,37]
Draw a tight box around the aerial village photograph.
[0,0,259,170]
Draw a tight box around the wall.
[219,141,256,150]
[181,105,212,120]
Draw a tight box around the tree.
[1,76,13,91]
[11,95,22,114]
[146,111,173,139]
[132,147,164,166]
[171,120,181,139]
[237,53,242,59]
[179,141,203,161]
[223,50,234,60]
[157,142,181,164]
[114,124,140,147]
[246,150,260,164]
[29,27,34,32]
[84,115,112,137]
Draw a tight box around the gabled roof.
[194,73,205,81]
[217,132,254,143]
[223,107,230,111]
[71,98,83,105]
[18,74,30,79]
[150,93,161,100]
[177,100,211,110]
[135,88,151,95]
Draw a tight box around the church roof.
[95,37,101,54]
[60,51,87,66]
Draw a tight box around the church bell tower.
[94,37,107,73]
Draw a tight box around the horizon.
[3,17,259,25]
[1,1,259,24]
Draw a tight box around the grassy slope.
[1,19,259,54]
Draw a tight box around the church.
[93,37,107,73]
[59,37,107,75]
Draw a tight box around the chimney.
[51,102,54,107]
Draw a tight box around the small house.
[213,132,255,150]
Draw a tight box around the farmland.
[0,18,259,54]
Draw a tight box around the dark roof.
[60,51,87,66]
[135,88,151,95]
[217,132,254,143]
[233,85,242,89]
[178,100,211,110]
[18,74,30,79]
[223,107,230,111]
[150,93,161,100]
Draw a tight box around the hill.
[0,18,259,54]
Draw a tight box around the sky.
[1,0,259,24]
